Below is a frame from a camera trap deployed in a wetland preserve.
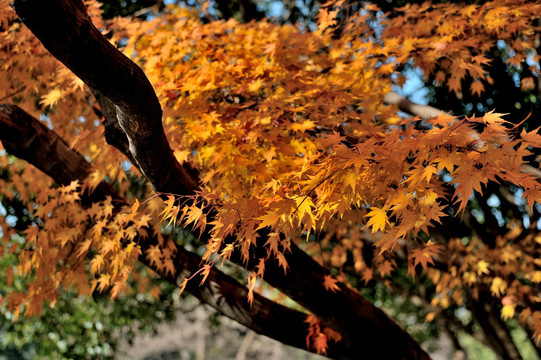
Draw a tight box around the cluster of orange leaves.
[1,0,541,351]
[382,0,541,95]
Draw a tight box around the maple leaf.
[479,109,509,125]
[490,277,507,296]
[435,155,457,173]
[97,273,110,292]
[361,268,373,284]
[149,285,161,300]
[163,258,175,276]
[125,198,140,223]
[531,271,541,283]
[323,274,340,293]
[290,120,316,133]
[90,254,104,275]
[378,261,394,277]
[501,304,515,320]
[77,239,93,258]
[40,88,64,107]
[293,195,315,225]
[146,245,162,268]
[100,238,118,255]
[263,43,276,57]
[470,80,484,97]
[198,264,211,285]
[421,164,438,184]
[520,127,541,147]
[410,242,442,270]
[276,252,289,273]
[160,195,175,221]
[313,333,328,355]
[256,212,281,230]
[476,260,490,275]
[178,278,189,297]
[453,168,488,213]
[321,132,346,147]
[247,273,257,306]
[317,7,339,32]
[110,281,125,299]
[364,207,389,234]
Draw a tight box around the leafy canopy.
[1,0,541,353]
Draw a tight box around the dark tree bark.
[8,1,431,358]
[0,103,330,356]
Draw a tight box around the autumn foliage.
[1,0,541,358]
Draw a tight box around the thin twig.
[0,86,26,102]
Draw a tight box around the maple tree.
[1,0,541,358]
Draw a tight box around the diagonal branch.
[10,2,431,358]
[12,0,199,196]
[0,104,338,358]
[0,104,430,359]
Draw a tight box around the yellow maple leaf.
[97,273,110,292]
[293,196,315,224]
[40,88,64,108]
[317,7,339,32]
[476,260,490,275]
[160,195,176,221]
[90,254,104,275]
[256,212,281,230]
[501,304,515,320]
[490,277,507,296]
[531,271,541,283]
[178,278,189,297]
[364,207,389,233]
[125,198,140,223]
[481,109,509,125]
[290,120,316,133]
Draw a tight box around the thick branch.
[12,0,199,196]
[91,89,136,165]
[0,104,429,359]
[11,2,430,358]
[0,104,334,357]
[249,241,430,359]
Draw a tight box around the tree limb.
[10,2,431,358]
[0,104,335,358]
[383,92,444,120]
[384,92,541,178]
[12,0,199,196]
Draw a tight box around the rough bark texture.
[10,1,432,359]
[12,0,199,196]
[0,104,328,357]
